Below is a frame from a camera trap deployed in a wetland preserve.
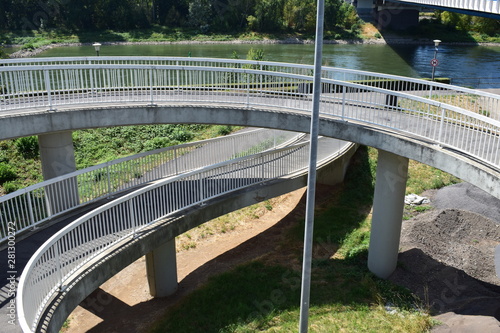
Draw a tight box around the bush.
[3,181,20,194]
[170,128,193,142]
[0,163,17,184]
[15,136,39,159]
[216,125,233,136]
[0,45,8,59]
[143,137,173,151]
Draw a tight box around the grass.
[149,146,462,332]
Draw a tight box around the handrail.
[17,139,351,332]
[1,57,499,121]
[0,128,302,243]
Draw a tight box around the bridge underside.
[358,0,500,30]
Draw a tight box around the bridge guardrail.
[17,139,352,333]
[1,57,499,122]
[394,0,500,15]
[1,58,499,189]
[0,128,302,244]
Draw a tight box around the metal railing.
[18,139,352,333]
[0,128,301,243]
[5,57,500,331]
[1,57,499,122]
[394,0,500,15]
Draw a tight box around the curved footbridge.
[1,57,499,332]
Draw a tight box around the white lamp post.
[431,39,441,81]
[92,42,101,56]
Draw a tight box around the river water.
[37,43,500,88]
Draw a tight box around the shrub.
[0,163,17,184]
[170,128,193,142]
[3,181,20,194]
[143,137,172,151]
[15,136,39,159]
[216,125,233,136]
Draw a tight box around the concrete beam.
[146,238,178,297]
[368,150,409,279]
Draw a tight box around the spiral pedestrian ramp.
[0,57,499,332]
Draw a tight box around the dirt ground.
[65,184,500,333]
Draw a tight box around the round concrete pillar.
[368,150,408,279]
[38,131,79,213]
[38,131,77,180]
[146,238,178,297]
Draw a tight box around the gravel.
[389,182,500,331]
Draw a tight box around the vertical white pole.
[299,0,325,332]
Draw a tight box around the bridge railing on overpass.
[393,0,500,15]
[1,57,499,123]
[1,58,499,181]
[0,128,301,244]
[0,57,500,120]
[17,139,353,333]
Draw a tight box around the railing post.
[26,192,36,228]
[43,70,54,111]
[261,155,265,181]
[129,200,136,238]
[176,61,180,91]
[232,136,236,158]
[260,64,263,97]
[174,147,179,175]
[342,85,346,121]
[199,173,205,205]
[89,60,95,96]
[437,107,446,145]
[149,68,155,105]
[106,163,112,198]
[56,241,64,290]
[246,72,250,107]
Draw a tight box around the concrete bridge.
[1,57,499,332]
[353,0,500,30]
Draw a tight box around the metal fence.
[1,57,499,122]
[0,128,301,243]
[395,0,500,15]
[17,139,353,333]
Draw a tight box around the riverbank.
[7,36,500,59]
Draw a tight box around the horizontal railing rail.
[0,128,302,243]
[17,139,352,333]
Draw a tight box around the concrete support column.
[38,131,77,179]
[38,131,79,212]
[368,150,408,279]
[146,238,178,297]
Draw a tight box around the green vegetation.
[390,11,500,43]
[150,146,462,332]
[0,0,362,47]
[0,124,241,195]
